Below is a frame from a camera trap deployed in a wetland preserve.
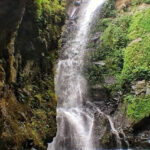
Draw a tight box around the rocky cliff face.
[85,0,150,148]
[0,0,65,149]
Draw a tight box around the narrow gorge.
[0,0,150,150]
[48,0,105,149]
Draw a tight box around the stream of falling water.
[47,0,109,150]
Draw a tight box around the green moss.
[132,0,150,5]
[121,31,150,85]
[102,25,126,50]
[0,0,65,149]
[34,0,43,17]
[97,18,112,32]
[125,94,150,122]
[101,14,130,49]
[128,8,150,40]
[85,0,150,123]
[99,0,116,18]
[0,76,58,149]
[34,0,65,19]
[84,62,104,85]
[85,13,130,85]
[27,76,57,148]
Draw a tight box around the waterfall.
[48,0,106,150]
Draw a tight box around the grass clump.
[100,0,117,18]
[128,8,150,40]
[34,0,65,19]
[121,8,150,86]
[121,35,150,85]
[132,0,150,5]
[125,94,150,122]
[101,15,130,50]
[34,0,43,17]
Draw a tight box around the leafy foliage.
[0,0,65,149]
[84,62,104,85]
[86,0,150,122]
[121,9,150,85]
[34,0,65,19]
[125,94,150,122]
[132,0,150,5]
[128,8,150,40]
[99,0,117,18]
[102,14,130,49]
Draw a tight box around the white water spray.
[48,0,105,150]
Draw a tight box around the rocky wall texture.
[0,0,65,149]
[84,0,150,148]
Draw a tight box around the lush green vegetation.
[122,35,150,85]
[128,8,150,40]
[34,0,66,45]
[132,0,150,5]
[85,0,130,84]
[121,7,150,122]
[121,8,150,86]
[0,0,66,149]
[34,0,65,19]
[85,0,150,122]
[0,76,57,149]
[125,94,150,122]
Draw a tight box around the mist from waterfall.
[48,0,105,150]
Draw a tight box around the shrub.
[101,14,130,50]
[101,24,127,50]
[121,35,150,85]
[85,13,130,86]
[145,0,150,4]
[34,0,65,19]
[128,8,150,40]
[97,18,112,32]
[125,94,150,122]
[99,0,116,18]
[84,62,104,85]
[132,0,150,5]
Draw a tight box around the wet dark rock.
[90,35,100,42]
[93,61,105,66]
[74,1,81,6]
[133,116,150,134]
[31,148,37,150]
[70,15,79,21]
[146,81,150,95]
[93,113,118,149]
[111,103,150,149]
[23,139,34,149]
[62,38,67,44]
[104,75,117,85]
[90,85,108,102]
[0,0,65,149]
[131,80,146,95]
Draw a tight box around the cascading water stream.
[47,0,109,150]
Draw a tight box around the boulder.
[104,75,117,85]
[90,84,108,101]
[138,3,150,11]
[90,32,101,42]
[93,61,105,66]
[146,81,150,95]
[70,15,78,21]
[90,36,100,42]
[74,0,81,6]
[129,38,142,46]
[131,80,146,95]
[93,112,120,149]
[0,65,5,91]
